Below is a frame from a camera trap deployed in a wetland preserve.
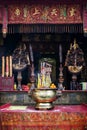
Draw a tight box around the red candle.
[2,56,5,77]
[6,56,9,77]
[9,56,12,77]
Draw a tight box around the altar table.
[0,104,87,130]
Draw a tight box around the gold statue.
[73,39,79,50]
[70,43,73,50]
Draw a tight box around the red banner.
[2,6,8,36]
[8,4,82,24]
[0,6,3,23]
[83,4,87,33]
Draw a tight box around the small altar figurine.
[70,74,81,90]
[58,83,65,90]
[70,81,81,90]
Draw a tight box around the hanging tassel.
[2,6,8,38]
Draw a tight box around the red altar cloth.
[0,104,87,130]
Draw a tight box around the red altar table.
[0,104,87,130]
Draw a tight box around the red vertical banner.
[0,6,3,24]
[83,4,87,33]
[2,6,8,37]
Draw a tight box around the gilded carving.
[23,7,28,18]
[15,8,21,16]
[70,8,76,16]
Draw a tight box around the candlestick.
[6,56,9,77]
[31,63,34,76]
[9,56,12,77]
[29,44,34,63]
[27,54,30,65]
[2,56,5,77]
[59,44,62,63]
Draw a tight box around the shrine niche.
[0,33,87,89]
[39,58,56,82]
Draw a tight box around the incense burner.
[31,88,57,110]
